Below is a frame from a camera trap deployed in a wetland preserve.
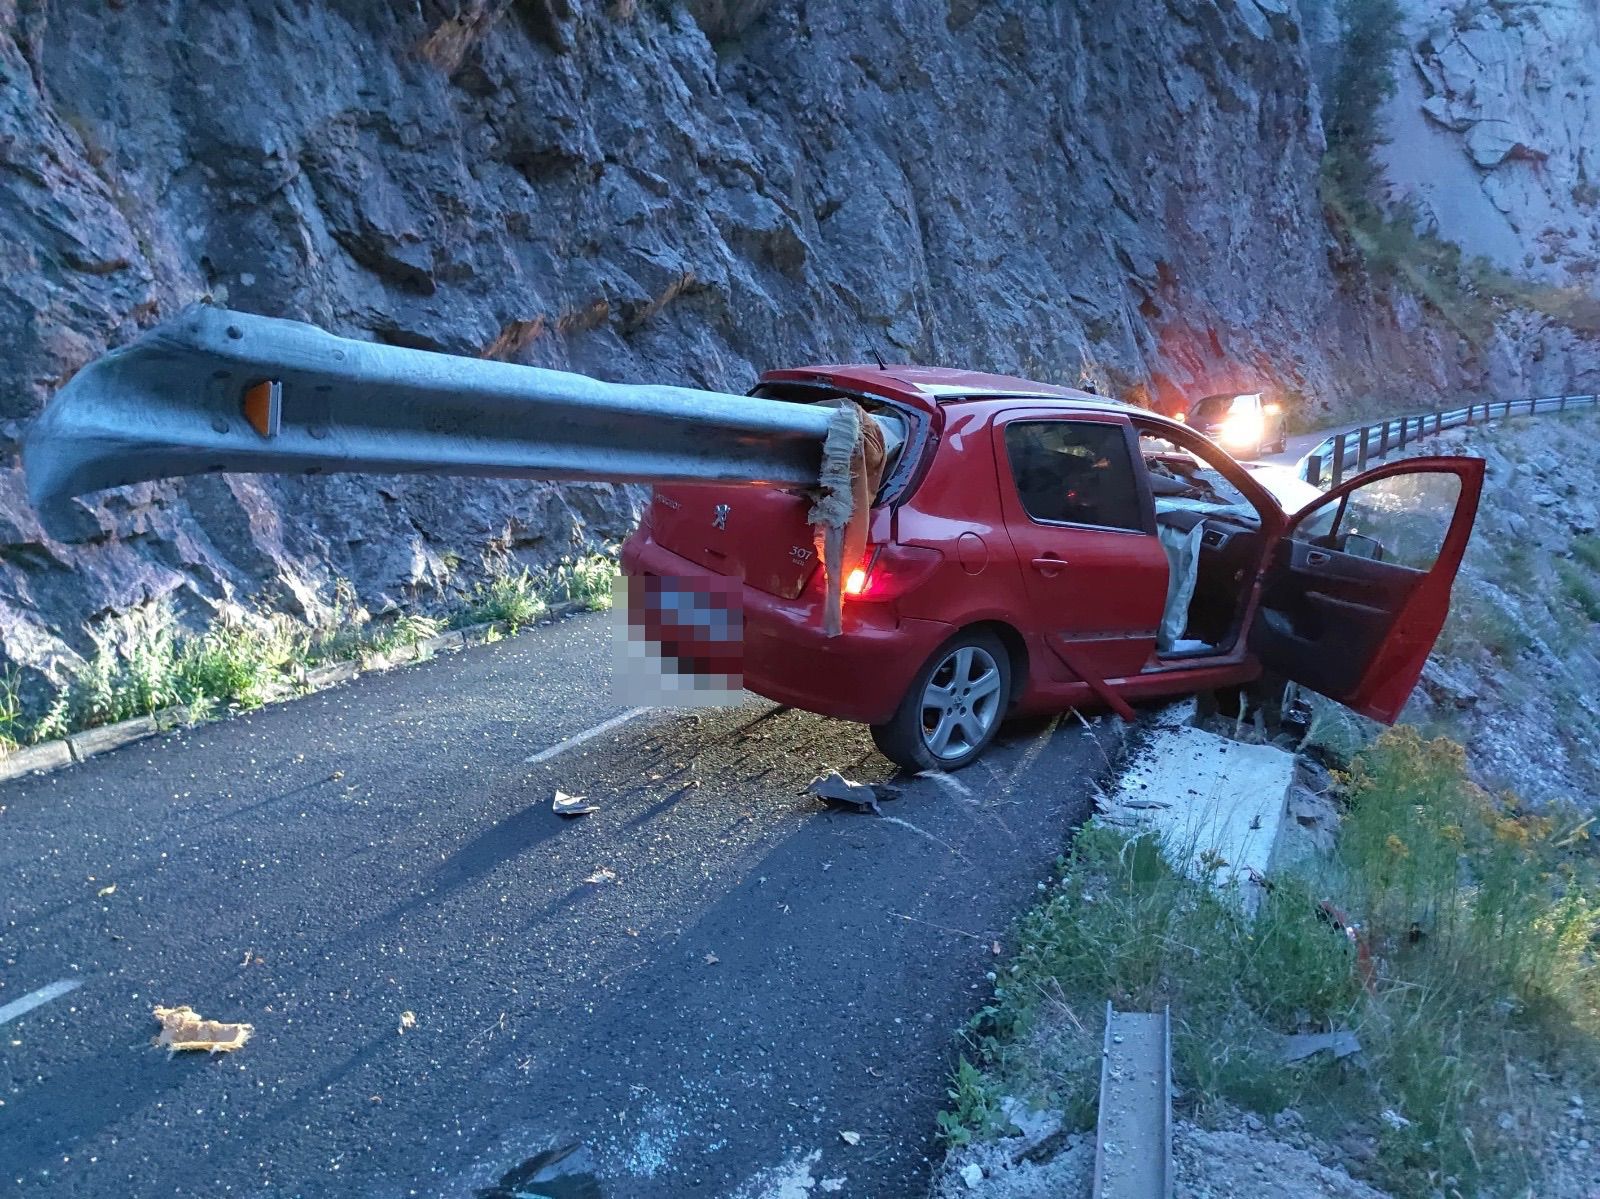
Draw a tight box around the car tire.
[870,630,1011,773]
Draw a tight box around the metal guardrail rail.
[1300,393,1600,489]
[21,306,838,528]
[1092,1003,1173,1199]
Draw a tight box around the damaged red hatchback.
[621,366,1484,771]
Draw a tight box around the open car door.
[1249,457,1485,723]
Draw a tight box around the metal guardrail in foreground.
[1300,393,1600,489]
[21,306,836,532]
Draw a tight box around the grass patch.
[951,728,1600,1197]
[1572,534,1600,574]
[453,560,549,632]
[549,551,619,611]
[0,669,26,754]
[1433,587,1531,663]
[3,546,621,753]
[1558,559,1600,622]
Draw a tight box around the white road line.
[0,978,83,1027]
[524,707,652,766]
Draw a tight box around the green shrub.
[175,617,297,709]
[550,550,619,611]
[454,558,548,631]
[0,669,25,754]
[1572,534,1600,573]
[950,729,1599,1196]
[1558,559,1600,622]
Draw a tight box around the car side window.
[1291,471,1463,570]
[1004,421,1145,532]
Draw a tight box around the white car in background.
[1183,391,1289,459]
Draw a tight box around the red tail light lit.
[843,544,943,602]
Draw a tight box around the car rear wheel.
[870,631,1011,772]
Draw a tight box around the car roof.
[763,364,1142,414]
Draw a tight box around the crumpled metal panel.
[23,306,833,524]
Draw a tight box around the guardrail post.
[1331,436,1345,487]
[1560,394,1568,412]
[1305,452,1323,488]
[1377,420,1389,457]
[1357,426,1371,472]
[1465,403,1474,426]
[1435,409,1443,435]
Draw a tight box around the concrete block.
[0,739,73,781]
[1098,723,1295,914]
[68,716,158,762]
[305,660,359,689]
[416,630,464,656]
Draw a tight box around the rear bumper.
[622,532,951,725]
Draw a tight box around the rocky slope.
[1403,408,1600,812]
[0,0,1578,686]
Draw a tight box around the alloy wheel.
[919,644,1003,762]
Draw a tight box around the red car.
[621,366,1483,771]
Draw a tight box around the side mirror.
[1341,533,1385,561]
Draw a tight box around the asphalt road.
[0,611,1116,1198]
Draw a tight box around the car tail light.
[844,544,943,602]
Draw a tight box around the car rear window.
[1004,420,1145,531]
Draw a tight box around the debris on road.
[840,1130,862,1146]
[1280,1030,1362,1064]
[399,1011,417,1034]
[810,771,899,815]
[959,1161,983,1188]
[582,866,618,885]
[703,952,720,966]
[153,1005,254,1054]
[552,790,599,817]
[96,883,116,897]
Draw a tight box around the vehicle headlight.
[1220,408,1265,448]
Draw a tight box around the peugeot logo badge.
[712,503,730,530]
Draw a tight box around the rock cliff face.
[1374,0,1600,400]
[0,0,1548,678]
[1381,0,1600,289]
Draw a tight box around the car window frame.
[1290,471,1462,572]
[748,379,929,507]
[998,413,1157,537]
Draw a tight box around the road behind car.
[0,612,1115,1198]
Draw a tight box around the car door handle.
[1306,550,1331,567]
[1032,555,1068,576]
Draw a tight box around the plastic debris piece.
[582,866,617,885]
[399,1010,417,1034]
[553,790,599,817]
[810,771,899,815]
[839,1130,861,1146]
[153,1005,254,1054]
[1281,1030,1362,1063]
[960,1162,984,1188]
[704,953,720,966]
[96,883,116,897]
